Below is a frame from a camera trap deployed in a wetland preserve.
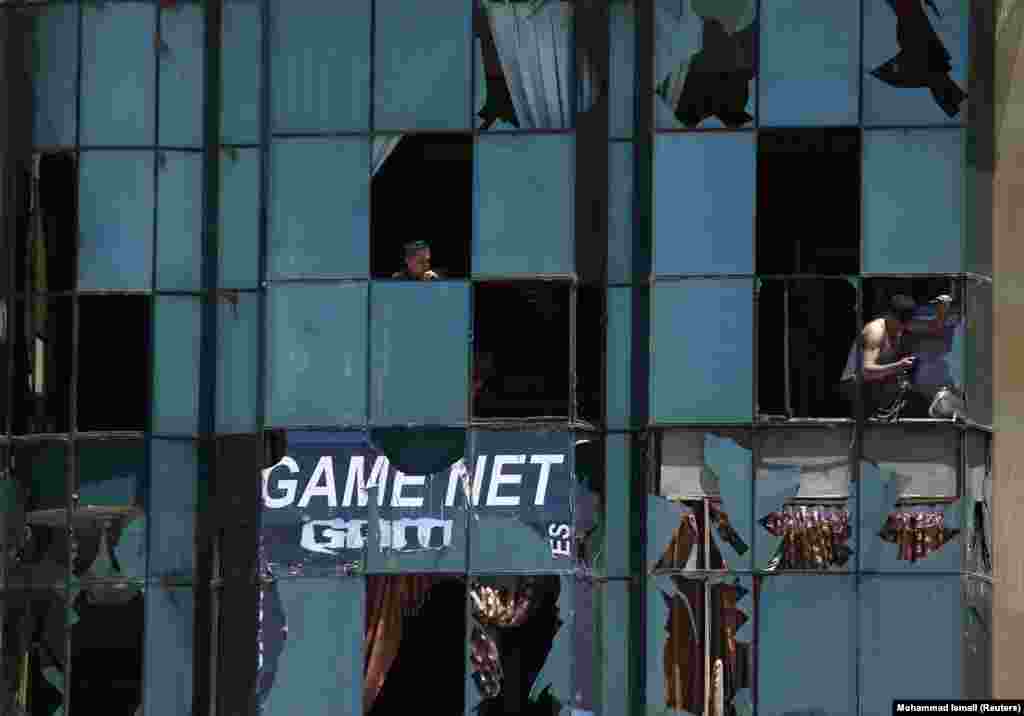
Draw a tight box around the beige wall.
[993,0,1024,698]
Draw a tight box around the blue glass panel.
[31,4,78,147]
[373,0,471,130]
[149,439,198,578]
[369,282,469,425]
[78,151,155,290]
[219,147,261,288]
[143,588,194,716]
[467,430,575,573]
[653,0,757,129]
[759,0,859,126]
[861,426,961,572]
[217,292,260,433]
[759,576,856,716]
[604,434,632,577]
[270,0,370,133]
[651,279,753,422]
[222,0,262,144]
[606,287,632,430]
[269,138,370,279]
[156,152,202,291]
[609,1,636,137]
[654,133,754,275]
[81,3,156,146]
[152,296,201,434]
[473,134,573,276]
[608,142,634,284]
[267,283,368,427]
[863,0,968,125]
[159,3,204,147]
[862,129,963,274]
[77,440,146,508]
[859,576,961,708]
[259,579,362,716]
[756,428,856,572]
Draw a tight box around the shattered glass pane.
[961,577,991,701]
[756,428,855,572]
[467,431,575,575]
[963,432,991,576]
[653,0,757,129]
[861,426,961,572]
[646,574,754,716]
[0,590,67,716]
[650,431,752,574]
[11,441,71,588]
[758,575,856,715]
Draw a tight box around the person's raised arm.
[861,321,915,382]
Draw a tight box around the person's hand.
[423,270,440,280]
[896,355,917,372]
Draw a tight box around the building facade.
[0,1,1004,714]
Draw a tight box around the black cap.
[402,240,429,256]
[888,294,916,323]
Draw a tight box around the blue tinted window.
[269,138,370,279]
[609,1,636,137]
[604,434,632,577]
[156,152,203,291]
[859,576,961,708]
[608,142,634,284]
[759,576,856,715]
[267,283,368,427]
[217,292,260,433]
[31,4,78,148]
[474,134,573,276]
[222,0,262,144]
[144,588,194,716]
[759,0,859,126]
[863,0,968,125]
[152,296,201,435]
[259,579,363,715]
[270,0,370,133]
[651,280,753,422]
[149,439,198,577]
[78,151,155,290]
[654,133,754,275]
[653,0,757,129]
[219,147,261,289]
[862,129,963,274]
[159,4,204,147]
[369,282,469,426]
[81,3,156,146]
[373,0,471,130]
[606,287,633,430]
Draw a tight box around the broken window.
[370,134,472,280]
[863,0,968,125]
[474,134,574,276]
[575,286,604,426]
[78,296,150,432]
[654,132,755,276]
[756,428,855,572]
[652,280,753,423]
[9,441,70,582]
[965,277,992,427]
[373,1,472,131]
[964,431,991,576]
[472,283,570,420]
[858,576,962,708]
[857,277,964,422]
[861,425,961,570]
[10,297,72,436]
[862,129,964,274]
[756,129,861,276]
[269,138,370,279]
[653,0,757,130]
[758,575,856,714]
[266,283,368,428]
[16,153,78,296]
[962,577,992,701]
[757,278,859,420]
[649,430,752,575]
[758,2,859,125]
[0,589,67,716]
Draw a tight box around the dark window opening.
[13,152,78,296]
[575,286,604,425]
[78,296,150,432]
[10,297,72,435]
[69,600,145,716]
[756,129,861,276]
[370,134,472,281]
[473,283,570,420]
[758,279,858,419]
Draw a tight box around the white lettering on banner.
[297,456,338,508]
[391,472,425,508]
[444,460,468,507]
[341,455,389,507]
[262,457,300,508]
[488,455,526,507]
[549,523,572,557]
[299,517,454,554]
[530,454,565,505]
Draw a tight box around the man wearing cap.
[392,240,441,281]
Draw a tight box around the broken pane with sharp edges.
[964,431,991,576]
[10,297,72,436]
[11,441,70,587]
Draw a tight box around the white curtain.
[481,0,598,129]
[758,430,852,500]
[372,135,403,176]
